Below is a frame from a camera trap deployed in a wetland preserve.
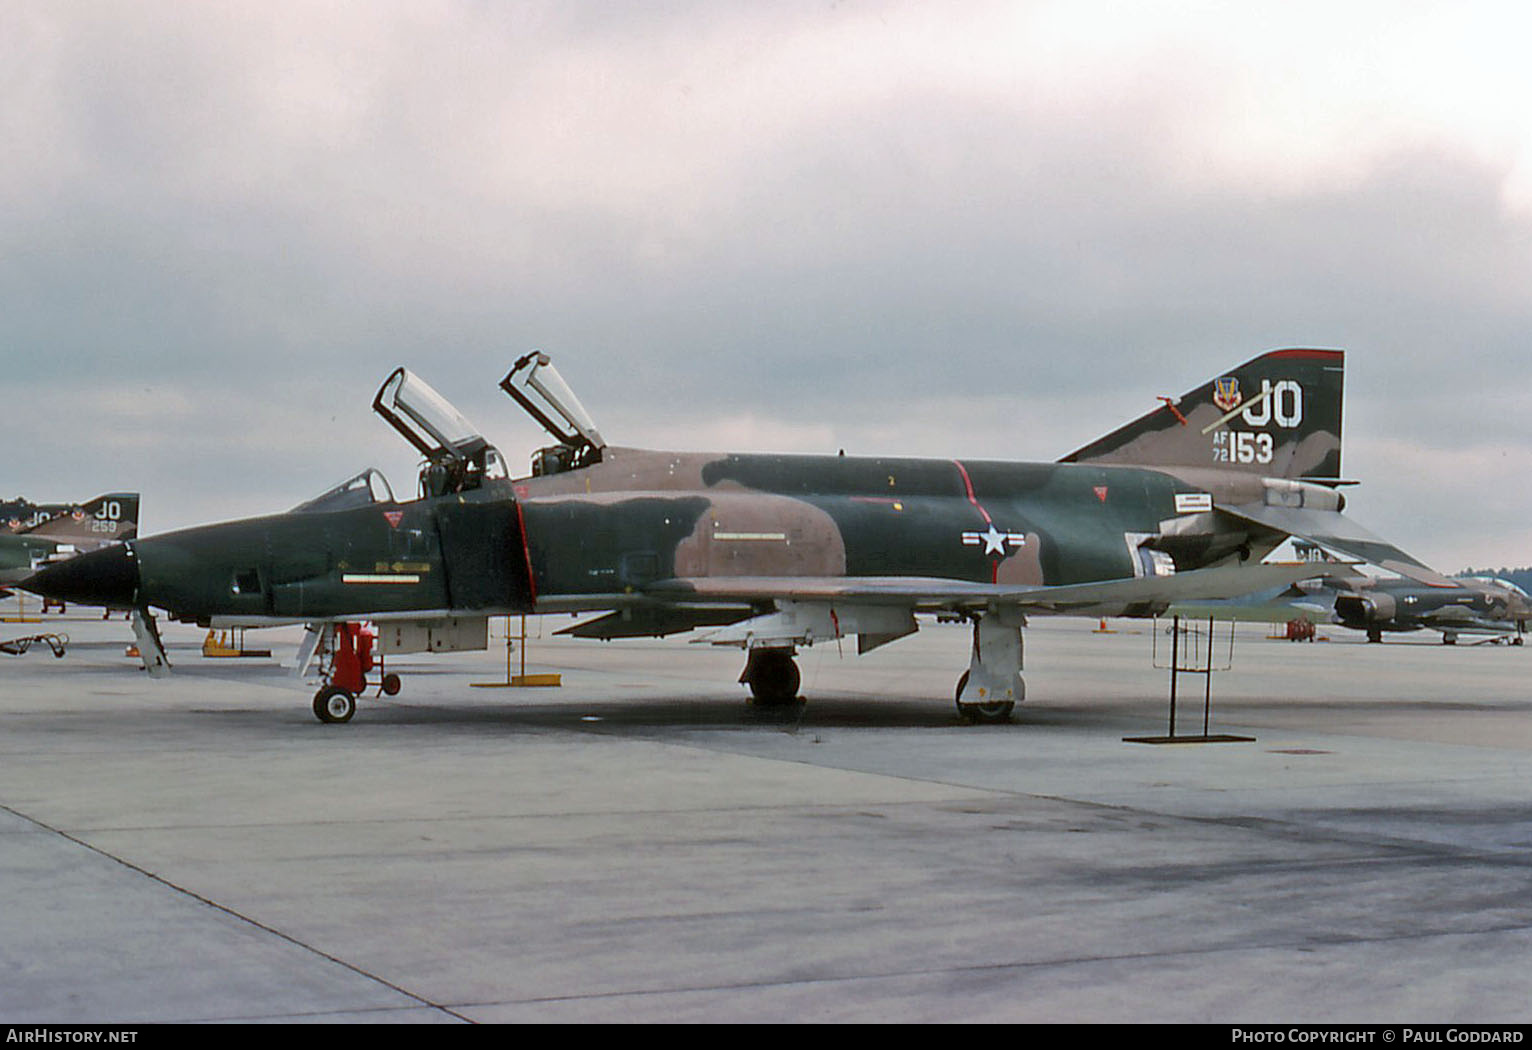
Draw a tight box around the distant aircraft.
[3,497,83,533]
[28,348,1438,724]
[0,493,139,594]
[1178,573,1532,644]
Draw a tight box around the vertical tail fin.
[24,493,139,547]
[1060,348,1345,481]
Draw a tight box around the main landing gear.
[953,671,1016,724]
[311,623,400,724]
[740,647,801,706]
[954,612,1024,724]
[735,612,1025,725]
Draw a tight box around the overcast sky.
[4,1,1530,570]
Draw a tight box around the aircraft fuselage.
[32,448,1278,627]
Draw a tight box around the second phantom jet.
[1,493,139,595]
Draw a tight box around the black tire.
[381,673,402,696]
[746,650,800,705]
[313,686,356,724]
[954,670,1015,724]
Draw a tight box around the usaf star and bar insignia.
[962,523,1028,556]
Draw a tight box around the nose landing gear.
[311,623,400,723]
[313,684,357,724]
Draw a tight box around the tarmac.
[2,606,1531,1023]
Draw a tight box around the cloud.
[2,1,1530,565]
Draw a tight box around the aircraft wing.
[647,561,1337,612]
[1167,591,1334,625]
[1417,607,1520,634]
[1218,503,1455,587]
[650,562,1341,650]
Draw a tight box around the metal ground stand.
[1125,615,1253,744]
[471,615,562,689]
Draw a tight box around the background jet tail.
[1060,347,1345,482]
[23,493,139,546]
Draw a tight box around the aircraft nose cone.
[24,543,140,608]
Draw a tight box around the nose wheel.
[313,685,357,724]
[309,623,399,723]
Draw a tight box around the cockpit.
[373,367,511,499]
[308,355,604,510]
[499,351,606,476]
[291,468,397,513]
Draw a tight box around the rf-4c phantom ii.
[0,493,139,595]
[27,348,1447,724]
[1179,572,1532,645]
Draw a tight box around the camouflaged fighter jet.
[1337,575,1532,644]
[0,493,139,595]
[26,348,1440,724]
[1179,572,1532,645]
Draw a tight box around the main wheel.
[954,670,1015,724]
[313,686,357,724]
[746,650,801,706]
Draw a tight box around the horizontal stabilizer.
[1220,503,1454,587]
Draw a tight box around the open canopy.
[372,368,507,498]
[500,351,605,475]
